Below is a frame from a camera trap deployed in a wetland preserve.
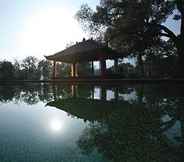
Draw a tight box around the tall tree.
[21,56,38,80]
[13,60,22,80]
[0,61,14,80]
[38,60,52,80]
[76,0,184,77]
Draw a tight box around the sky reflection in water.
[0,83,184,162]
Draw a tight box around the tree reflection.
[1,83,184,162]
[77,104,179,162]
[37,84,54,102]
[75,85,184,162]
[44,84,184,161]
[0,84,61,104]
[0,85,16,102]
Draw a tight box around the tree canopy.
[76,0,184,77]
[0,61,14,80]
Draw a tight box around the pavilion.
[45,39,125,79]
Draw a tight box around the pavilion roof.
[45,39,126,63]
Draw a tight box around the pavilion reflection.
[48,84,134,122]
[0,83,139,105]
[46,84,184,162]
[1,83,184,157]
[52,84,137,102]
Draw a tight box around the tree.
[0,61,14,80]
[21,56,38,80]
[38,60,52,80]
[13,60,23,80]
[76,0,184,77]
[142,40,177,77]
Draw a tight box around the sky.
[0,0,180,62]
[0,0,99,61]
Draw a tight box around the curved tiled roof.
[45,39,125,63]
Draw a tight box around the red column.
[100,60,106,77]
[53,60,56,79]
[101,87,106,100]
[91,61,94,76]
[114,58,118,73]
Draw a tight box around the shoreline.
[1,78,184,84]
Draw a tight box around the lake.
[0,83,184,162]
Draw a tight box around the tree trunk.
[176,15,184,78]
[138,54,144,77]
[176,44,184,77]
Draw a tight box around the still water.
[0,83,184,162]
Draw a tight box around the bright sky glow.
[50,118,63,132]
[18,7,86,59]
[0,0,99,61]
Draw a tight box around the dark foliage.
[0,57,52,80]
[76,0,184,77]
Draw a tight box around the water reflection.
[0,84,140,104]
[50,118,63,133]
[0,83,184,161]
[46,84,184,162]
